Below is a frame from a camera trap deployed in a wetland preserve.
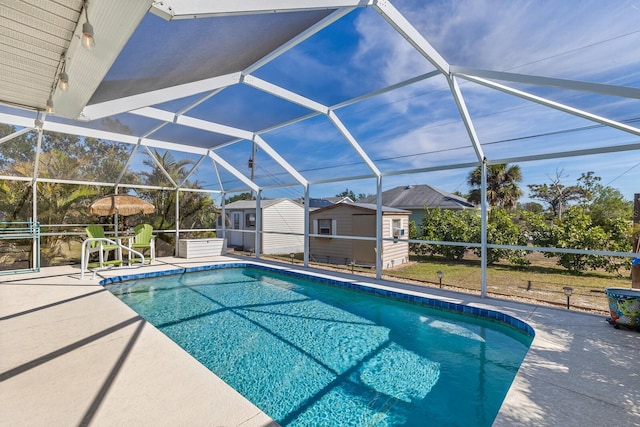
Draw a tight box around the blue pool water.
[105,265,532,426]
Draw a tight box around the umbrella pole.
[115,212,119,237]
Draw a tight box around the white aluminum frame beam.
[140,138,209,155]
[450,66,640,99]
[448,75,485,161]
[133,106,309,187]
[491,143,640,165]
[309,173,377,185]
[162,7,356,129]
[150,0,373,20]
[459,75,640,138]
[115,142,141,188]
[179,155,208,187]
[81,72,242,120]
[243,7,357,75]
[328,110,381,176]
[381,161,481,177]
[45,121,139,145]
[143,146,178,187]
[0,127,30,145]
[0,175,220,192]
[0,112,35,130]
[374,0,449,75]
[177,116,254,140]
[255,71,442,136]
[207,151,259,192]
[332,70,441,109]
[211,159,224,193]
[115,122,169,187]
[243,75,329,114]
[253,135,308,186]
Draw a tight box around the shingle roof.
[360,185,474,210]
[310,202,410,215]
[224,198,300,210]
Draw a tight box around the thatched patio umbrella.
[88,195,155,236]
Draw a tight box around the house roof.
[360,185,474,210]
[305,196,354,208]
[311,202,410,215]
[224,198,301,210]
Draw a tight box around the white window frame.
[313,218,337,237]
[245,212,256,228]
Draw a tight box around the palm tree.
[138,149,217,242]
[468,163,523,209]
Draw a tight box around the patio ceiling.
[1,0,639,196]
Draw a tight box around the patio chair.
[128,223,155,264]
[84,225,122,269]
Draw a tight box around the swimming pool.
[103,263,533,426]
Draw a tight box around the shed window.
[318,219,332,235]
[313,219,337,236]
[245,212,256,227]
[392,219,401,237]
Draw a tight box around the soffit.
[0,0,152,119]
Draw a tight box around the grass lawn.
[267,252,632,314]
[383,253,631,314]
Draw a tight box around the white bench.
[178,238,227,258]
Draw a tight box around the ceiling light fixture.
[59,71,69,91]
[82,1,95,50]
[46,96,54,114]
[58,54,69,92]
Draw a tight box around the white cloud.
[265,2,640,199]
[388,0,640,80]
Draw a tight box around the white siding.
[242,209,257,251]
[382,214,409,268]
[262,200,304,254]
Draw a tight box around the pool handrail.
[81,237,145,279]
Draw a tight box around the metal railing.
[81,237,145,279]
[0,220,40,275]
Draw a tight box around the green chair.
[84,225,122,269]
[128,223,155,264]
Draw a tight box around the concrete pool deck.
[1,255,639,426]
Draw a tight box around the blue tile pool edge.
[100,262,535,339]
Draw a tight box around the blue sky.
[6,1,636,206]
[193,0,639,204]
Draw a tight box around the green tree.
[518,201,544,214]
[336,189,356,200]
[518,210,553,247]
[468,163,523,209]
[0,129,132,264]
[527,169,583,219]
[31,149,99,263]
[0,180,31,222]
[0,125,38,170]
[576,171,601,207]
[137,149,217,246]
[589,186,633,228]
[547,207,609,273]
[477,208,529,265]
[419,208,480,260]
